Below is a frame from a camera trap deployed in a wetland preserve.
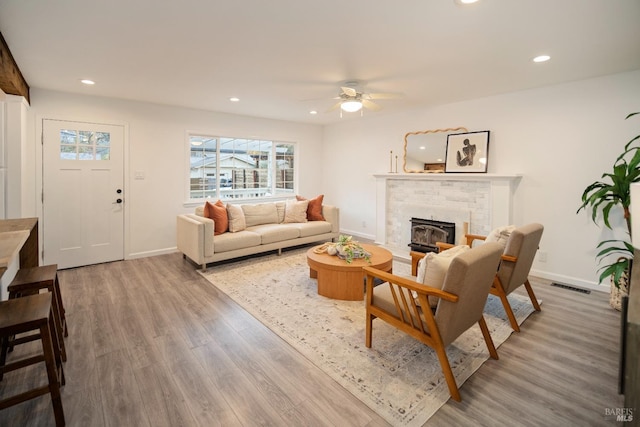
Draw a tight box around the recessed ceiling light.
[229,97,240,102]
[533,55,551,63]
[310,110,318,115]
[455,0,479,4]
[80,79,95,85]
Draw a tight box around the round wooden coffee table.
[306,243,393,301]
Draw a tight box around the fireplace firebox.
[409,217,456,253]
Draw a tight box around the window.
[59,129,111,160]
[189,135,295,201]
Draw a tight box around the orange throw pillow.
[204,200,228,235]
[296,194,325,221]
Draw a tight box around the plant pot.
[609,271,630,311]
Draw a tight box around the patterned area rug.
[200,248,537,426]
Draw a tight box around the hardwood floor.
[0,250,624,426]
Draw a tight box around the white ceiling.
[1,0,639,125]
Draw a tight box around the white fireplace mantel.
[374,173,522,249]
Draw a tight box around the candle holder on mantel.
[389,150,399,173]
[389,150,394,173]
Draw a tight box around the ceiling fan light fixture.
[341,100,363,112]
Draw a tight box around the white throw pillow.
[283,199,309,223]
[226,203,246,232]
[242,203,278,227]
[485,225,516,248]
[415,245,470,307]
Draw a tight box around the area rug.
[200,248,537,426]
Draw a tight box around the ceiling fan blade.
[326,101,342,113]
[365,92,404,100]
[340,86,358,97]
[362,99,382,111]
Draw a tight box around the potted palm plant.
[577,112,639,310]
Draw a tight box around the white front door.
[42,119,125,269]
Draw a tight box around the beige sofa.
[177,201,340,270]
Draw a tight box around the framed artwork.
[445,130,490,173]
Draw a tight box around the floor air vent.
[551,282,591,294]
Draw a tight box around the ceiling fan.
[326,82,402,115]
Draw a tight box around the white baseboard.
[339,229,376,243]
[127,247,179,260]
[529,268,608,293]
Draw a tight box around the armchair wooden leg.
[478,316,498,360]
[434,346,461,402]
[500,293,520,332]
[524,279,542,311]
[365,312,374,348]
[492,279,520,332]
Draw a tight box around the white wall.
[18,70,640,289]
[28,89,325,259]
[4,95,31,219]
[323,70,640,290]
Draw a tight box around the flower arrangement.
[314,235,371,264]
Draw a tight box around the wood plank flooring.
[0,250,625,426]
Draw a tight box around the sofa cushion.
[242,203,279,227]
[213,230,261,252]
[204,200,228,235]
[284,199,309,223]
[227,203,246,232]
[290,221,332,237]
[296,194,325,221]
[248,224,300,244]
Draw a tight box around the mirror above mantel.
[403,127,467,173]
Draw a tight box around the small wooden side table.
[306,243,393,301]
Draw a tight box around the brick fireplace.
[374,173,521,256]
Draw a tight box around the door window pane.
[78,146,94,160]
[96,132,110,146]
[96,147,111,160]
[60,130,111,161]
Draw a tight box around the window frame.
[185,132,297,205]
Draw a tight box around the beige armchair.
[364,242,504,402]
[435,223,544,332]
